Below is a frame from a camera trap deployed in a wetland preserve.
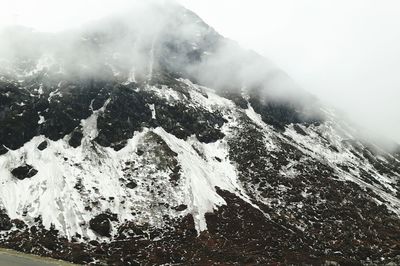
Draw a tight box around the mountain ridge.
[1,2,400,265]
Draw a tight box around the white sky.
[0,0,399,143]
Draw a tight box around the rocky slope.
[1,1,400,265]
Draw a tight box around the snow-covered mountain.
[1,1,400,265]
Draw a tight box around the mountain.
[1,1,400,265]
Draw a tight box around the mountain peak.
[1,3,400,265]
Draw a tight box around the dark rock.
[111,140,127,151]
[329,145,340,153]
[169,166,181,184]
[89,213,117,237]
[95,85,153,149]
[0,81,40,151]
[11,219,26,229]
[37,141,48,151]
[69,129,84,148]
[74,179,84,191]
[0,145,8,155]
[0,78,113,153]
[293,124,308,136]
[248,94,322,131]
[173,204,187,211]
[214,157,222,162]
[89,240,99,246]
[11,165,38,180]
[39,80,111,143]
[0,211,12,231]
[94,84,226,149]
[217,90,248,109]
[126,181,137,189]
[154,99,226,143]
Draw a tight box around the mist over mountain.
[0,1,400,265]
[178,0,400,146]
[0,1,316,104]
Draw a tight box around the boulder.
[89,213,117,237]
[0,211,12,231]
[37,140,48,151]
[11,165,38,180]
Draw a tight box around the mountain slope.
[1,1,400,265]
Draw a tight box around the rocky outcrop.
[37,140,48,151]
[0,211,12,231]
[11,165,38,180]
[89,213,117,237]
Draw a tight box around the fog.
[0,0,310,103]
[0,0,399,145]
[179,0,400,145]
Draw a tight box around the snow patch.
[148,104,156,119]
[38,115,45,125]
[154,127,248,233]
[81,99,111,143]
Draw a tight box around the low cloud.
[178,0,400,146]
[0,0,309,103]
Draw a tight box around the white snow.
[0,123,249,238]
[38,115,45,125]
[147,85,182,102]
[0,80,260,238]
[180,79,235,112]
[1,77,399,242]
[81,99,111,142]
[37,85,44,95]
[154,128,248,232]
[245,104,277,150]
[148,104,156,119]
[48,89,62,103]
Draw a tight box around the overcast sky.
[0,0,399,143]
[178,0,400,144]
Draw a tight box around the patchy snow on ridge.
[0,125,248,237]
[154,127,246,232]
[0,78,258,238]
[81,98,111,142]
